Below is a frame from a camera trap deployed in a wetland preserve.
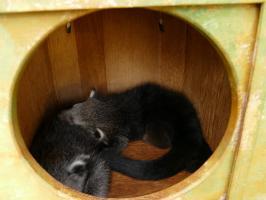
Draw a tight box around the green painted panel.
[0,4,261,200]
[228,4,266,200]
[0,0,263,13]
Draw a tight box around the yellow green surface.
[0,1,265,200]
[0,0,263,13]
[229,4,266,200]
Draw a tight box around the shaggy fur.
[30,116,110,197]
[60,83,212,180]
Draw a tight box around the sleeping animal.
[59,83,212,180]
[30,115,110,197]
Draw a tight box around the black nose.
[66,115,74,124]
[58,111,73,124]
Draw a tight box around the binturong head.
[58,89,126,146]
[62,153,110,197]
[30,115,110,197]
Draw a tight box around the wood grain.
[159,12,187,90]
[182,27,231,150]
[74,12,107,95]
[16,9,231,198]
[17,41,58,146]
[46,25,83,105]
[103,9,161,92]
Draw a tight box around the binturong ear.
[89,89,96,98]
[95,128,109,145]
[67,154,91,176]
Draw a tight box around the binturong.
[30,115,110,197]
[60,83,212,180]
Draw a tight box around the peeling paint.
[0,3,260,200]
[219,193,227,200]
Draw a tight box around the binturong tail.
[104,140,212,180]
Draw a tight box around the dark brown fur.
[30,116,110,197]
[60,83,212,180]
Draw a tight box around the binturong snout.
[58,109,75,125]
[58,101,88,127]
[58,106,81,126]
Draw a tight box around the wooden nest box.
[0,1,265,199]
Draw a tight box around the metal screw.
[66,22,71,33]
[159,17,164,32]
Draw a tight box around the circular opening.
[15,8,232,198]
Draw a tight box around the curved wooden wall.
[16,9,231,198]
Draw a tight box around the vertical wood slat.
[46,25,83,105]
[74,12,107,95]
[17,41,57,146]
[182,27,231,149]
[159,13,187,90]
[103,9,160,92]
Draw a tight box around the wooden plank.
[74,12,107,95]
[17,41,58,146]
[159,13,187,90]
[47,24,83,105]
[182,26,231,150]
[103,9,160,92]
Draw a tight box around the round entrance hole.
[15,8,231,198]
